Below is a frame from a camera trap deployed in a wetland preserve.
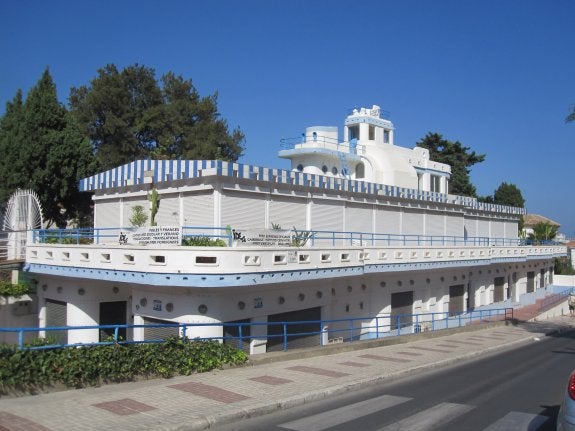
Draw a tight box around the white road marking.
[278,394,411,431]
[376,402,475,431]
[482,411,549,431]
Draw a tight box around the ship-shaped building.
[24,106,565,353]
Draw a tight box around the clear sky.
[1,0,574,236]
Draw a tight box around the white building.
[24,106,566,353]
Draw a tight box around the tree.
[70,64,245,169]
[0,68,96,227]
[529,222,558,243]
[129,205,148,228]
[493,182,525,207]
[0,90,26,205]
[416,132,485,197]
[566,104,575,123]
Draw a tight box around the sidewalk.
[1,315,574,431]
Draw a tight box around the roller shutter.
[477,219,490,237]
[390,291,413,331]
[223,319,250,353]
[426,213,444,236]
[155,194,180,226]
[267,307,321,352]
[446,214,464,237]
[221,191,266,230]
[142,316,179,340]
[375,207,400,234]
[95,200,120,229]
[491,220,505,240]
[184,192,214,227]
[269,197,307,230]
[402,209,423,236]
[345,203,372,234]
[504,221,518,239]
[45,299,67,344]
[311,200,343,232]
[464,217,478,238]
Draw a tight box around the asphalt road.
[212,328,575,431]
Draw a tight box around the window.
[349,125,359,141]
[369,125,375,140]
[297,164,304,172]
[332,166,338,175]
[356,163,365,179]
[430,175,441,192]
[322,165,328,174]
[384,130,390,144]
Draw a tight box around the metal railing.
[33,226,232,246]
[1,308,513,352]
[30,226,546,249]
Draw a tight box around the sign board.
[232,229,292,247]
[119,226,182,246]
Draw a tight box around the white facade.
[23,106,567,354]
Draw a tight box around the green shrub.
[0,338,248,393]
[182,236,227,247]
[0,280,32,297]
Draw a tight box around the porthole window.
[332,166,338,175]
[322,165,328,174]
[297,164,304,172]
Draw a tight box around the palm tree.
[529,222,558,243]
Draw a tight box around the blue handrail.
[1,308,513,352]
[31,226,549,248]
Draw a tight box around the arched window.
[355,163,365,179]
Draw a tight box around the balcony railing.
[30,226,557,249]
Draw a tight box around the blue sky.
[1,0,574,235]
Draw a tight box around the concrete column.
[359,123,369,141]
[67,301,99,344]
[250,315,268,355]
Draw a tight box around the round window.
[332,166,338,175]
[322,165,328,173]
[297,164,304,172]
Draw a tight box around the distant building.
[23,106,566,353]
[522,214,561,239]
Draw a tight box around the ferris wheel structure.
[0,189,44,261]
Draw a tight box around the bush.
[0,338,248,393]
[182,236,227,247]
[0,280,32,297]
